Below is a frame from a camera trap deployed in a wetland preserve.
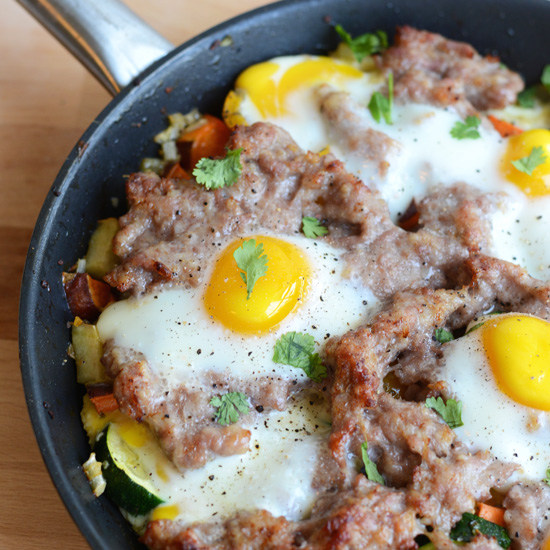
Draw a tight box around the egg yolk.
[502,129,550,196]
[203,236,310,334]
[483,314,550,411]
[231,56,364,119]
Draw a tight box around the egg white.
[232,53,550,282]
[439,322,550,482]
[96,233,379,525]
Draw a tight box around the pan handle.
[17,0,174,95]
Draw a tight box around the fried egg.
[223,53,550,281]
[439,313,550,482]
[96,233,379,524]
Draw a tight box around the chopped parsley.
[273,331,327,382]
[210,391,250,425]
[450,116,481,140]
[450,512,511,549]
[517,86,536,108]
[302,216,328,238]
[425,396,463,429]
[434,328,454,344]
[368,72,393,125]
[511,145,548,176]
[361,442,385,485]
[193,147,243,189]
[334,24,388,62]
[233,239,268,299]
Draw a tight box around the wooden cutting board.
[0,1,271,548]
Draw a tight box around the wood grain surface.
[0,1,271,548]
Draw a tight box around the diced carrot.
[164,163,190,179]
[178,114,231,169]
[487,114,523,138]
[397,199,420,232]
[477,502,506,527]
[88,384,119,415]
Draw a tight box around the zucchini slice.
[94,423,163,516]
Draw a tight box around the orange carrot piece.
[477,502,506,527]
[487,114,523,138]
[164,163,190,179]
[178,114,231,169]
[88,384,119,415]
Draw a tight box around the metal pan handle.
[17,0,174,95]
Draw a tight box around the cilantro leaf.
[511,145,548,176]
[193,147,243,189]
[545,466,550,486]
[450,116,481,140]
[233,239,268,299]
[302,216,328,238]
[210,391,250,425]
[517,86,536,108]
[434,328,454,344]
[425,396,463,429]
[273,331,327,382]
[334,24,388,62]
[361,442,385,485]
[542,64,550,94]
[368,72,393,125]
[450,513,511,549]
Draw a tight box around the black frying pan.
[18,0,550,548]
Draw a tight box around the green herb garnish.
[545,466,550,486]
[368,72,393,125]
[541,64,550,94]
[517,86,537,108]
[450,512,511,549]
[210,391,250,425]
[425,396,463,429]
[233,239,268,299]
[302,216,328,238]
[361,441,385,485]
[273,331,327,382]
[334,25,388,62]
[193,147,243,189]
[511,145,548,176]
[434,328,454,344]
[450,116,481,140]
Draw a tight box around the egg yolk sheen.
[483,314,550,411]
[231,56,364,120]
[203,236,310,334]
[502,129,550,196]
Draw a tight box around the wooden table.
[0,1,271,548]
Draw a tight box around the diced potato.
[72,318,110,385]
[81,394,126,445]
[85,218,119,279]
[63,272,114,321]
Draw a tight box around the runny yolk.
[501,129,550,196]
[203,236,310,334]
[233,56,364,119]
[482,314,550,411]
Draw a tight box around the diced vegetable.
[81,394,126,445]
[153,110,200,144]
[164,163,190,179]
[85,218,119,280]
[82,452,106,497]
[72,318,110,385]
[63,272,114,321]
[87,383,119,415]
[94,423,164,515]
[450,512,511,549]
[178,114,231,169]
[477,502,506,527]
[488,114,523,138]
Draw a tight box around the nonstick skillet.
[18,0,550,548]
